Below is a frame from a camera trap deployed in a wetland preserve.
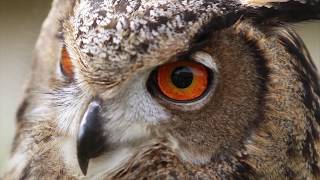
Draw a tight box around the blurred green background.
[0,0,319,173]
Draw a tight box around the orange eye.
[156,61,209,101]
[60,47,74,79]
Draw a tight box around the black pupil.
[171,66,194,89]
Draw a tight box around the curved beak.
[77,100,106,175]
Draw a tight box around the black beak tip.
[78,155,89,175]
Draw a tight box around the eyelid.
[191,51,217,71]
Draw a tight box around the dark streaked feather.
[277,26,320,100]
[278,26,320,177]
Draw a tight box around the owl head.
[11,0,320,178]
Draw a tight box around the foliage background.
[0,0,319,172]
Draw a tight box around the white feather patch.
[241,0,291,7]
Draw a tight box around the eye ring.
[147,59,217,110]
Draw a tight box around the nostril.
[77,100,106,175]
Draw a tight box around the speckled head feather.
[65,0,241,87]
[65,0,319,87]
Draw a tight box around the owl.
[2,0,320,179]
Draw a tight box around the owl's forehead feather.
[67,0,296,86]
[72,0,237,57]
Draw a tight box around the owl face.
[45,0,269,175]
[12,0,320,178]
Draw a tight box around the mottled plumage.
[2,0,320,179]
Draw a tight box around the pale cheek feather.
[104,72,170,143]
[24,93,55,123]
[55,88,91,136]
[119,72,170,123]
[59,71,170,175]
[60,137,83,177]
[56,97,85,136]
[86,148,134,179]
[168,135,212,165]
[26,106,52,122]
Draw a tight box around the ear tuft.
[241,0,320,23]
